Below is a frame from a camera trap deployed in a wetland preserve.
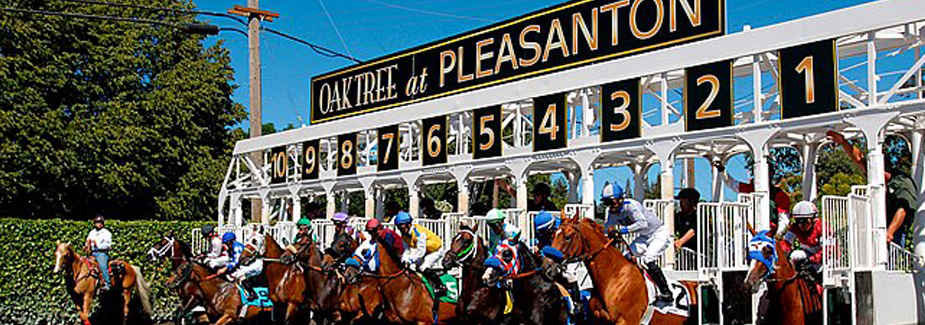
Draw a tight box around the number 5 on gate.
[472,105,502,159]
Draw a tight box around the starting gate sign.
[270,145,287,184]
[422,115,448,166]
[685,60,733,131]
[600,78,642,142]
[473,105,503,159]
[533,92,568,151]
[378,124,400,171]
[337,133,357,176]
[779,39,839,119]
[301,140,319,180]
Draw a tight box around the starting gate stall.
[214,0,925,323]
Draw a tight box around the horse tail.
[132,266,154,315]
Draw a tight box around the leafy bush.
[0,218,209,325]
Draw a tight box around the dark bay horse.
[147,235,211,323]
[553,217,698,325]
[481,241,569,325]
[166,258,269,325]
[54,242,153,325]
[343,241,457,324]
[743,231,823,325]
[441,227,504,324]
[325,231,388,324]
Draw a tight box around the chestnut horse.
[743,231,822,325]
[325,231,387,324]
[53,242,153,325]
[147,235,211,323]
[552,217,698,325]
[238,234,313,325]
[166,258,270,325]
[441,227,504,324]
[343,241,457,324]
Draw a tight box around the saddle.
[640,271,692,321]
[83,256,123,280]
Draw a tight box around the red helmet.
[365,219,382,232]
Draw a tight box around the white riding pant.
[629,226,670,264]
[207,256,230,269]
[418,249,445,271]
[231,259,263,280]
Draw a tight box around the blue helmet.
[541,246,566,262]
[534,211,558,232]
[393,212,413,225]
[344,257,362,268]
[221,232,236,243]
[601,182,625,200]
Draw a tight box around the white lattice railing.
[676,247,700,271]
[697,195,757,274]
[563,204,594,219]
[887,242,915,272]
[821,195,851,286]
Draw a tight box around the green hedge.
[0,218,210,325]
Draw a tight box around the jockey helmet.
[332,212,350,222]
[222,232,237,243]
[486,209,506,224]
[345,257,361,268]
[601,183,624,200]
[541,246,565,262]
[393,212,413,225]
[791,201,818,219]
[534,211,557,232]
[365,218,382,232]
[676,188,700,201]
[201,224,215,235]
[297,217,312,227]
[93,214,105,223]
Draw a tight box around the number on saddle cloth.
[420,273,459,304]
[238,286,272,308]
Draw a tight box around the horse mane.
[175,238,193,257]
[516,241,540,270]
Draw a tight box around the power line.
[57,0,248,26]
[353,0,493,22]
[316,0,356,60]
[0,6,219,34]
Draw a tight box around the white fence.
[697,195,757,275]
[887,242,915,272]
[821,195,851,286]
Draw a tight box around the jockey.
[199,225,226,269]
[486,209,520,253]
[216,232,257,300]
[781,201,825,285]
[364,218,404,257]
[86,215,112,291]
[294,216,316,244]
[533,210,560,249]
[394,212,448,296]
[602,183,673,303]
[333,212,364,242]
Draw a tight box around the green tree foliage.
[0,0,245,220]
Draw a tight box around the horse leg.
[284,303,299,325]
[122,288,132,323]
[81,291,93,325]
[215,313,237,325]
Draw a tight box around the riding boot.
[241,280,258,301]
[645,261,673,303]
[424,269,447,297]
[567,282,584,316]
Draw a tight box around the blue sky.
[193,0,877,202]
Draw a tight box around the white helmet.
[791,201,818,219]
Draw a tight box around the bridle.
[559,222,616,264]
[452,230,481,266]
[147,236,178,261]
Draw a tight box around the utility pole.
[229,2,279,223]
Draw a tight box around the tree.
[0,1,245,220]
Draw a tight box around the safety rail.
[676,247,699,271]
[190,228,207,255]
[848,189,875,269]
[697,196,757,276]
[563,204,594,219]
[821,195,851,287]
[887,242,915,272]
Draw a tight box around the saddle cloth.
[237,286,273,308]
[419,273,459,304]
[640,272,691,321]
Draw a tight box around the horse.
[237,233,308,325]
[481,240,569,325]
[147,235,212,323]
[743,231,823,325]
[552,217,698,325]
[53,241,153,325]
[441,226,504,324]
[166,257,270,325]
[324,231,388,324]
[342,240,457,324]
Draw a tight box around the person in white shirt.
[85,215,113,290]
[199,225,228,269]
[601,183,672,303]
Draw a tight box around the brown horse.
[147,235,211,323]
[53,242,153,325]
[343,241,457,324]
[743,232,822,325]
[441,227,503,324]
[166,258,269,325]
[324,232,387,324]
[552,217,697,325]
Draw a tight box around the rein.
[567,236,616,264]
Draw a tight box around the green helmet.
[297,217,312,228]
[486,209,505,224]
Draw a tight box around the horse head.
[322,231,357,269]
[53,241,74,274]
[744,230,779,294]
[239,235,266,266]
[443,227,481,269]
[552,217,593,259]
[147,235,177,262]
[343,259,363,285]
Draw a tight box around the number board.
[422,116,447,166]
[337,133,357,176]
[472,105,502,159]
[378,125,400,171]
[270,145,288,184]
[685,60,733,132]
[301,139,320,180]
[533,92,568,152]
[779,39,838,119]
[600,79,642,142]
